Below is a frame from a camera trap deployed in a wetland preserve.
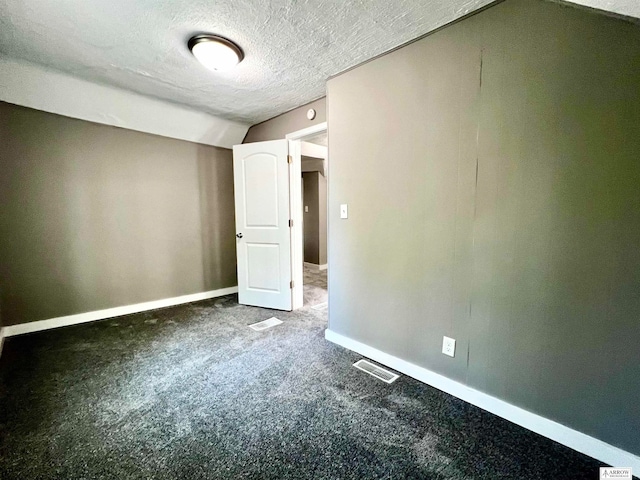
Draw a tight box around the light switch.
[305,206,309,213]
[340,204,348,219]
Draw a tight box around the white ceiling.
[1,0,638,126]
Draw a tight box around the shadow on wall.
[197,145,237,291]
[0,104,93,324]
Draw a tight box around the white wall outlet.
[442,336,456,357]
[305,205,309,213]
[340,204,348,219]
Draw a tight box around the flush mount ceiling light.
[188,34,244,72]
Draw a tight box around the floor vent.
[248,317,283,331]
[353,359,399,384]
[311,302,328,311]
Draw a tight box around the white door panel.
[246,243,280,291]
[233,140,292,310]
[243,155,279,227]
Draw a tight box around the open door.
[233,140,292,311]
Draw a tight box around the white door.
[233,140,292,310]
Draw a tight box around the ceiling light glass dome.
[188,35,244,72]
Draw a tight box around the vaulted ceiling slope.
[1,0,638,126]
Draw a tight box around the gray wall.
[318,173,327,266]
[303,172,320,264]
[243,98,326,143]
[327,0,640,456]
[302,172,328,265]
[0,101,237,326]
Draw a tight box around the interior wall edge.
[324,329,640,471]
[0,56,249,149]
[3,286,238,337]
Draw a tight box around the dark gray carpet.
[0,295,605,479]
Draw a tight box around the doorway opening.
[286,123,328,312]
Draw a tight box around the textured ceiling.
[305,132,328,147]
[1,0,638,125]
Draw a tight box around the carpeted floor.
[303,264,327,307]
[0,291,606,479]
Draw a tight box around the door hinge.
[290,280,294,289]
[287,155,292,164]
[289,219,293,227]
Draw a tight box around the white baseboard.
[0,327,5,358]
[325,329,640,472]
[3,286,239,337]
[304,262,328,271]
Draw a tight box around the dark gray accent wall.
[303,172,320,265]
[302,171,328,266]
[243,98,326,143]
[327,0,640,456]
[0,101,237,326]
[318,173,327,266]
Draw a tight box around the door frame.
[285,122,328,310]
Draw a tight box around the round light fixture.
[188,34,244,72]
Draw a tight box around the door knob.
[236,233,243,239]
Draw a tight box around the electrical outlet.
[442,336,456,357]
